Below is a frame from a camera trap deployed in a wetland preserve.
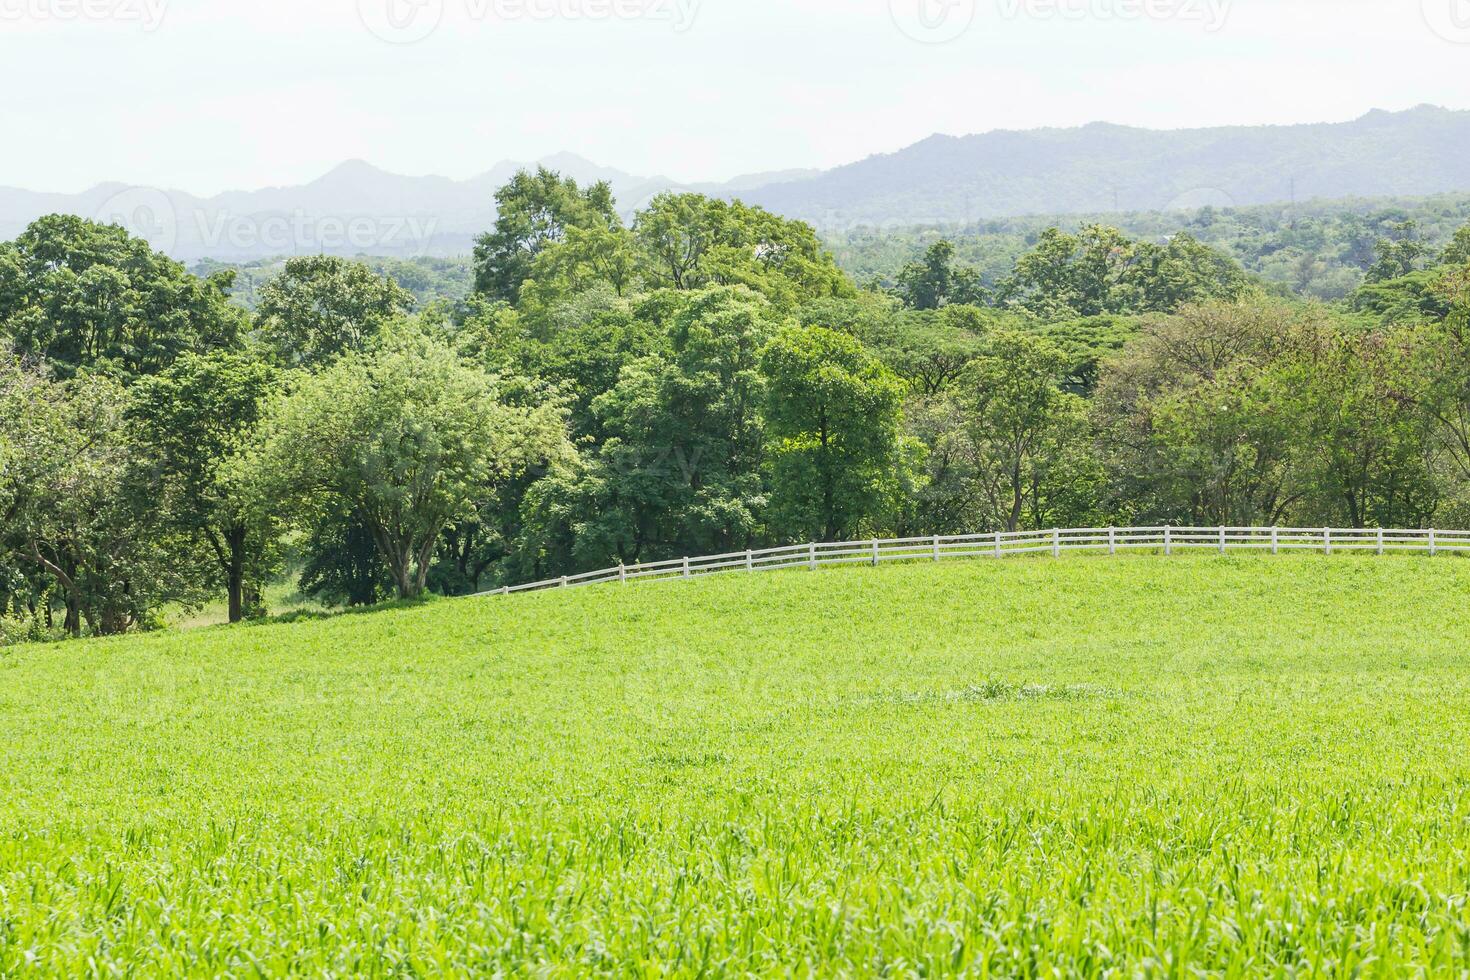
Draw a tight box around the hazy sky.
[2,0,1468,194]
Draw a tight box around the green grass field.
[5,554,1470,975]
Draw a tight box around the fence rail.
[481,526,1470,598]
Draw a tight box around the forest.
[3,167,1470,643]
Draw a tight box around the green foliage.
[0,215,244,379]
[0,358,207,635]
[634,193,855,306]
[831,195,1470,302]
[191,255,474,311]
[553,287,784,565]
[130,350,280,622]
[893,240,987,310]
[298,518,394,608]
[472,167,619,304]
[1443,226,1470,266]
[761,326,913,541]
[962,332,1099,532]
[255,256,414,368]
[239,327,568,598]
[1363,220,1428,283]
[996,226,1250,319]
[9,556,1470,971]
[1351,266,1457,324]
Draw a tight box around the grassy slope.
[4,554,1470,975]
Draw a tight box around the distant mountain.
[0,153,685,261]
[2,107,1468,260]
[743,105,1470,231]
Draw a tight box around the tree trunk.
[413,533,439,597]
[392,556,415,599]
[1008,460,1025,533]
[63,597,81,639]
[226,525,248,624]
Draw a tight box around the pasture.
[4,553,1470,975]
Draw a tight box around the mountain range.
[3,106,1468,261]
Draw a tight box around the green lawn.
[4,554,1470,975]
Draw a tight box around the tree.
[255,256,414,368]
[1441,226,1470,267]
[633,193,852,305]
[1364,221,1427,283]
[472,168,620,304]
[1411,267,1470,489]
[1351,267,1456,325]
[761,326,913,541]
[130,350,280,622]
[1281,327,1437,528]
[1,360,205,636]
[0,215,244,379]
[569,287,784,564]
[868,305,992,395]
[962,332,1094,532]
[893,241,987,310]
[1092,300,1311,526]
[521,223,640,301]
[998,226,1248,320]
[240,328,567,599]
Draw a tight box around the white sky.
[1,0,1468,194]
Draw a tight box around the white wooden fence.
[482,526,1470,597]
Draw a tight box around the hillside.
[5,554,1470,973]
[5,107,1469,261]
[748,105,1470,228]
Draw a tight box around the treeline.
[832,192,1470,302]
[3,171,1470,644]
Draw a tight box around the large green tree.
[998,226,1249,320]
[566,287,784,564]
[893,241,988,310]
[131,350,280,622]
[1093,300,1310,526]
[961,332,1096,532]
[760,326,913,541]
[256,256,414,368]
[0,215,244,379]
[240,329,567,599]
[1,360,205,636]
[634,193,853,305]
[472,168,620,304]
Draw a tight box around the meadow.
[4,554,1470,975]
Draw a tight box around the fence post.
[746,549,754,571]
[619,563,627,585]
[995,530,1002,559]
[1324,528,1332,557]
[560,576,569,588]
[809,542,817,570]
[1052,529,1061,558]
[1109,527,1116,556]
[500,586,509,596]
[683,557,690,579]
[871,539,879,567]
[1377,528,1384,556]
[933,535,941,562]
[1218,526,1226,555]
[1430,528,1438,557]
[1271,526,1279,556]
[1164,525,1172,557]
